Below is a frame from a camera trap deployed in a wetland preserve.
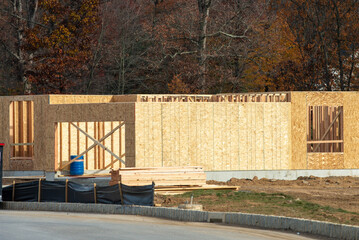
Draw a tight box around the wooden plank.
[19,101,24,157]
[14,101,18,157]
[54,123,58,169]
[68,122,71,163]
[58,122,62,168]
[307,140,343,144]
[111,121,114,169]
[9,102,14,157]
[85,122,88,169]
[155,185,239,192]
[94,121,97,169]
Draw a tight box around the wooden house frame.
[0,92,358,174]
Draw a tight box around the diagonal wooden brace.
[71,122,126,165]
[56,122,125,171]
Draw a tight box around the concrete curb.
[1,202,359,239]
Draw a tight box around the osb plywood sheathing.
[135,102,291,171]
[343,92,359,168]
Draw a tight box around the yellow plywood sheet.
[306,92,344,106]
[308,153,344,169]
[290,92,307,169]
[152,103,162,167]
[135,103,145,167]
[343,92,359,168]
[49,95,113,104]
[188,104,197,167]
[161,103,172,167]
[239,104,248,170]
[264,103,274,170]
[249,103,256,170]
[280,103,291,169]
[179,103,189,167]
[213,103,223,170]
[255,103,264,170]
[174,102,181,166]
[200,103,214,170]
[229,104,239,170]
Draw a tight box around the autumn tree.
[269,0,359,91]
[0,0,40,94]
[24,0,100,93]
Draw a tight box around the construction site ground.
[155,176,359,226]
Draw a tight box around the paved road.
[0,210,315,240]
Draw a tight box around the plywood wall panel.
[343,92,359,168]
[255,103,264,170]
[306,92,344,106]
[173,102,181,166]
[229,104,239,170]
[201,103,214,170]
[188,104,197,167]
[152,103,162,167]
[280,103,291,169]
[249,103,256,170]
[308,153,344,169]
[179,103,189,167]
[290,92,307,169]
[161,103,173,167]
[213,103,223,170]
[264,103,274,170]
[238,104,248,170]
[135,104,145,167]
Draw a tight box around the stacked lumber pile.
[109,166,206,187]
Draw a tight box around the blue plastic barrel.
[70,155,84,175]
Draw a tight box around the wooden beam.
[59,122,63,169]
[307,140,343,144]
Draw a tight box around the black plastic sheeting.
[2,181,154,206]
[97,185,122,204]
[121,183,154,206]
[41,181,66,202]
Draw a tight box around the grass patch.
[167,190,359,225]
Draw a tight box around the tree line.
[0,0,358,95]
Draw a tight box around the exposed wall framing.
[1,92,359,173]
[56,121,125,171]
[9,101,34,170]
[307,106,343,153]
